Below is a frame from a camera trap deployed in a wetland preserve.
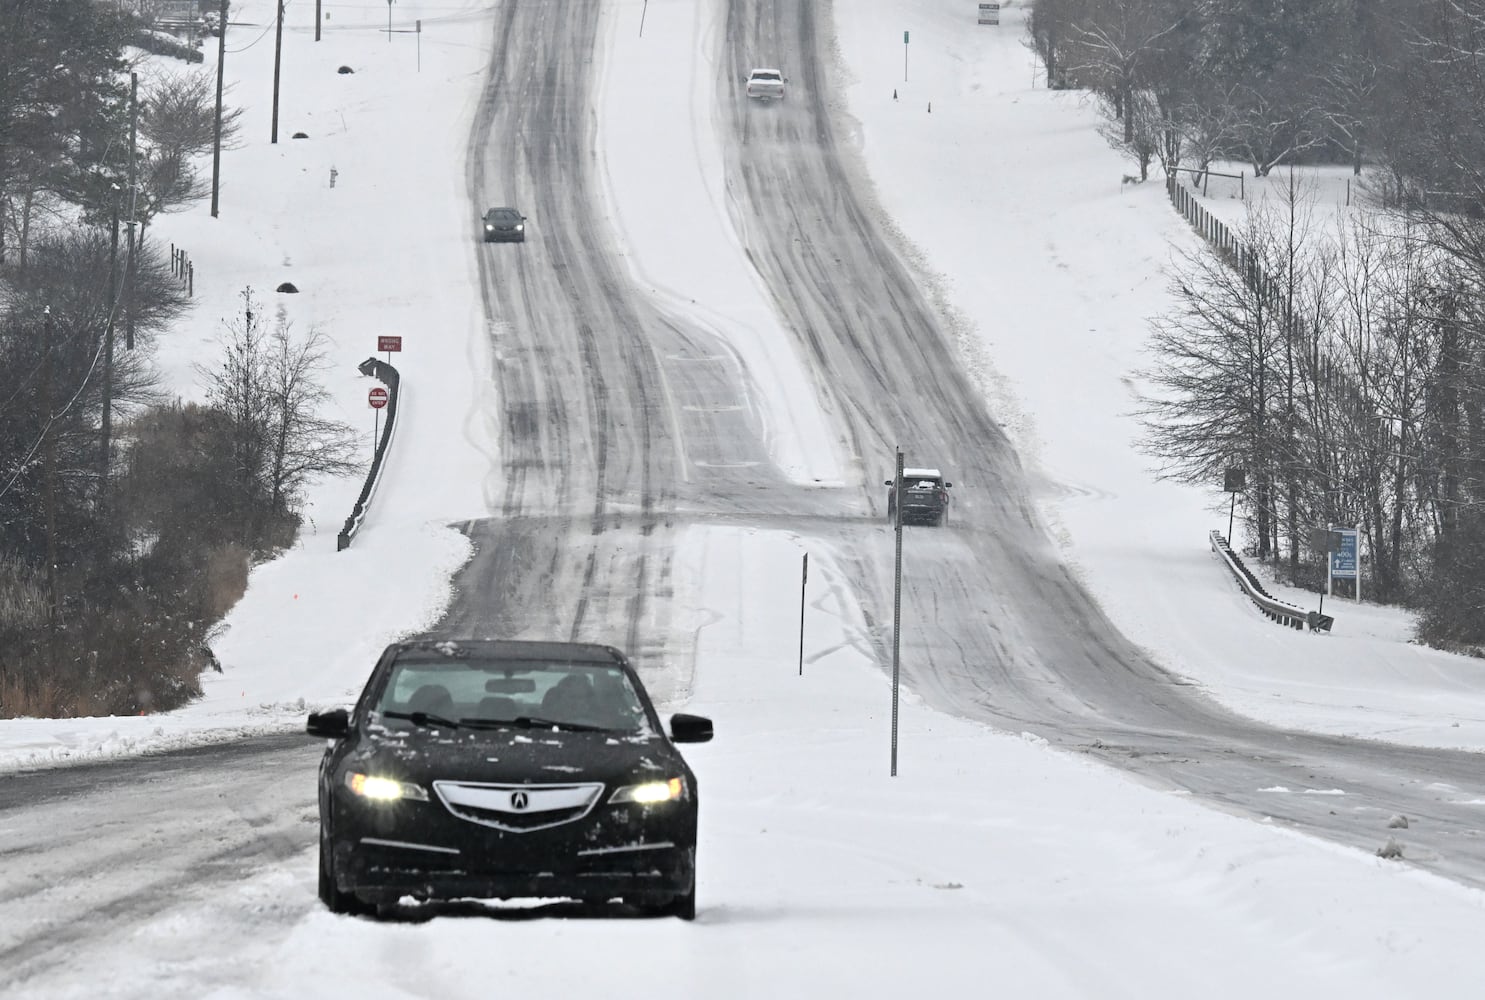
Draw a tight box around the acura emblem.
[510,791,529,810]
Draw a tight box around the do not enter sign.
[368,387,389,409]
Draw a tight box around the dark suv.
[886,468,952,526]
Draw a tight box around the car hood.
[346,724,687,787]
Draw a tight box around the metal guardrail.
[1209,530,1333,632]
[337,358,400,551]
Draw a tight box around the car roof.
[390,638,627,667]
[484,206,521,217]
[751,68,782,76]
[902,467,942,478]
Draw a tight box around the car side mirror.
[944,482,952,488]
[884,479,894,487]
[669,713,714,744]
[307,708,350,739]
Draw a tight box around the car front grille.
[432,780,604,833]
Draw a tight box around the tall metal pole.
[387,0,393,42]
[890,449,904,776]
[315,0,322,41]
[798,553,808,676]
[271,0,284,143]
[211,0,227,216]
[125,72,138,351]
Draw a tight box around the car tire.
[636,847,697,920]
[668,883,697,921]
[318,831,372,916]
[640,882,695,921]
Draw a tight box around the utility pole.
[271,0,284,143]
[315,0,322,41]
[100,197,120,507]
[387,0,393,43]
[211,0,227,217]
[42,308,59,635]
[125,71,138,351]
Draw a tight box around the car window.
[376,658,652,733]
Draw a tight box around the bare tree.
[262,306,361,519]
[130,69,242,244]
[198,289,360,549]
[1138,222,1289,557]
[140,70,243,161]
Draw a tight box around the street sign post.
[377,335,402,362]
[1222,467,1245,542]
[978,3,1001,25]
[1328,524,1360,603]
[368,385,389,451]
[890,449,904,776]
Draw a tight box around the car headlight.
[345,772,428,802]
[609,777,685,805]
[485,224,495,230]
[514,224,524,231]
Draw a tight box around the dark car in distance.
[886,467,952,526]
[482,206,526,242]
[308,639,713,919]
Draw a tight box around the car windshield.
[486,209,518,223]
[372,657,652,734]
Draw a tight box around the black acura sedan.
[307,639,713,919]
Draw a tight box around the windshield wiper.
[509,716,608,733]
[382,709,461,730]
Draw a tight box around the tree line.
[1030,0,1485,651]
[0,0,356,717]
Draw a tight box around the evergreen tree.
[0,0,132,262]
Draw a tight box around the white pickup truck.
[745,68,787,102]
